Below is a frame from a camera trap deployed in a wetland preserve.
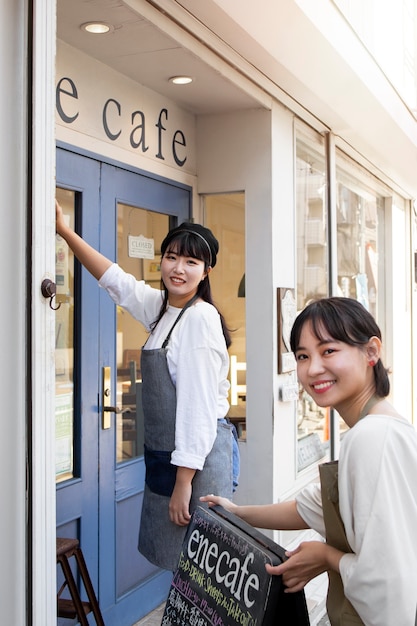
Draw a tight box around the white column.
[31,0,57,625]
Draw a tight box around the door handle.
[103,406,121,413]
[102,366,120,429]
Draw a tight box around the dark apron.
[138,299,233,571]
[320,461,364,626]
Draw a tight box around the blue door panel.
[56,149,101,594]
[56,146,191,625]
[98,163,190,622]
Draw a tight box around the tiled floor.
[132,603,165,626]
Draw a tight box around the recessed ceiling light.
[81,22,113,34]
[169,76,193,85]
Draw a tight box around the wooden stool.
[57,537,105,625]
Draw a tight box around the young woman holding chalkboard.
[202,297,417,626]
[56,201,238,572]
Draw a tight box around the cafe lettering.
[187,528,259,608]
[56,76,188,166]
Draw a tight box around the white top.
[99,263,230,470]
[296,414,417,626]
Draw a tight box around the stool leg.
[74,548,105,626]
[58,555,90,626]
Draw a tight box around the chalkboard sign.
[162,505,310,626]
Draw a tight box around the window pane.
[335,150,385,437]
[336,150,383,320]
[295,131,329,468]
[205,194,246,440]
[116,205,169,463]
[296,133,328,307]
[55,188,75,482]
[295,132,387,469]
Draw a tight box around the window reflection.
[295,133,329,468]
[336,153,381,321]
[55,188,75,482]
[116,205,168,462]
[295,129,385,469]
[205,194,246,441]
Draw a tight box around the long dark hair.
[290,297,390,397]
[151,223,232,347]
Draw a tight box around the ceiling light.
[169,76,193,85]
[81,22,113,34]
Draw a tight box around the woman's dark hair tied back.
[290,297,390,398]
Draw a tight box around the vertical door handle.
[102,366,119,429]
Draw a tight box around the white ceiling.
[57,0,261,115]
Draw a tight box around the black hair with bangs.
[290,297,390,397]
[151,222,231,347]
[163,232,211,270]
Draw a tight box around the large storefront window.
[296,131,328,308]
[296,127,386,469]
[205,194,246,440]
[295,130,329,469]
[335,151,383,319]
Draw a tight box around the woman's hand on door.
[55,200,113,281]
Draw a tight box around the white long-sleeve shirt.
[99,263,230,470]
[296,414,417,626]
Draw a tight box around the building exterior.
[2,1,417,624]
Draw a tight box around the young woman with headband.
[56,202,239,571]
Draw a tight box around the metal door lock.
[41,278,61,310]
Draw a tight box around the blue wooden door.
[56,147,190,624]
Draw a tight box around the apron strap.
[161,293,199,349]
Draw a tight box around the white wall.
[0,1,28,624]
[197,105,299,506]
[385,196,413,419]
[32,1,57,624]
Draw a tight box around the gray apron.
[320,461,364,626]
[319,395,381,625]
[138,298,233,571]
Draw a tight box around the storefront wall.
[55,32,415,626]
[197,105,298,507]
[56,42,199,188]
[55,43,280,499]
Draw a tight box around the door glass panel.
[55,188,76,482]
[116,204,169,463]
[204,194,246,440]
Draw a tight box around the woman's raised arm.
[56,200,112,281]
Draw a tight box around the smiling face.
[160,247,208,307]
[295,320,378,425]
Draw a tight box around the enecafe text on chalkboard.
[162,507,278,626]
